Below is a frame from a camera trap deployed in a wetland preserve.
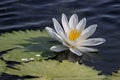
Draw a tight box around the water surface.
[0,0,120,79]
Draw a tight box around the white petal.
[69,14,78,28]
[76,18,86,31]
[52,32,69,47]
[51,21,70,46]
[81,24,97,40]
[69,48,82,56]
[52,32,63,42]
[74,24,97,43]
[45,27,55,38]
[52,18,64,36]
[61,13,70,34]
[77,47,98,52]
[80,38,106,46]
[50,45,68,52]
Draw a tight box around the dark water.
[0,0,120,79]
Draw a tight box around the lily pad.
[0,30,46,51]
[108,70,120,80]
[0,59,7,76]
[0,30,58,62]
[5,60,106,80]
[2,48,56,62]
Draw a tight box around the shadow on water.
[0,0,120,79]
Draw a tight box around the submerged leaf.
[0,59,7,76]
[6,60,106,80]
[0,30,58,62]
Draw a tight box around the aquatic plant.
[0,14,119,80]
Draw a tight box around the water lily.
[46,14,105,56]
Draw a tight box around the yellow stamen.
[69,29,81,41]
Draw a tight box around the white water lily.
[45,14,105,56]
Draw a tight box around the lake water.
[0,0,120,79]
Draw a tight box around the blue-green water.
[0,0,120,79]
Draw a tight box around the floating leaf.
[2,49,40,62]
[2,49,55,62]
[108,70,120,80]
[6,60,106,80]
[0,30,45,51]
[0,30,58,62]
[0,59,7,76]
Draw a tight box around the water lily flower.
[45,14,105,56]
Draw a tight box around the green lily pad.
[5,60,106,80]
[0,30,58,62]
[2,49,55,62]
[0,59,7,76]
[108,70,120,80]
[0,30,46,51]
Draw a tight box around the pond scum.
[0,30,119,80]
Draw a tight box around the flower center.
[69,29,81,41]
